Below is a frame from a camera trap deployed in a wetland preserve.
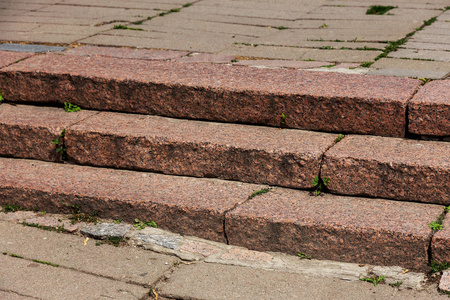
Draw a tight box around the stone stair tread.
[0,52,421,137]
[0,157,444,271]
[322,135,450,205]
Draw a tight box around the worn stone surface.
[431,216,450,264]
[0,158,263,243]
[81,223,132,239]
[234,59,331,69]
[439,271,450,293]
[134,232,182,250]
[65,45,189,60]
[24,216,80,233]
[0,43,66,53]
[0,104,97,162]
[225,187,442,271]
[174,53,236,63]
[0,54,420,136]
[321,135,450,204]
[66,111,335,189]
[409,80,450,137]
[0,51,34,68]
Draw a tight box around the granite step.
[1,103,449,204]
[0,157,445,271]
[0,51,421,138]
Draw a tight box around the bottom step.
[0,158,445,271]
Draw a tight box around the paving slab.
[0,158,263,243]
[0,53,420,137]
[0,43,66,53]
[409,80,450,137]
[234,59,332,69]
[0,51,34,68]
[0,221,174,286]
[431,216,450,264]
[157,262,442,300]
[389,49,450,62]
[65,45,189,60]
[439,271,450,293]
[225,187,441,271]
[321,135,450,204]
[0,253,148,300]
[65,110,336,189]
[369,58,450,79]
[0,104,97,162]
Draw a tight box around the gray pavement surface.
[0,0,449,78]
[0,210,448,300]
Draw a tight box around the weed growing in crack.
[0,91,4,103]
[280,113,287,127]
[334,134,345,143]
[32,259,59,267]
[68,204,99,224]
[360,275,385,286]
[64,102,81,112]
[312,176,330,196]
[10,253,23,258]
[113,25,143,31]
[429,221,444,231]
[297,251,312,259]
[1,203,23,213]
[276,26,289,30]
[389,281,403,287]
[419,78,431,85]
[134,218,157,230]
[51,129,66,158]
[22,222,67,233]
[248,188,270,199]
[320,23,328,28]
[366,6,396,15]
[430,261,450,273]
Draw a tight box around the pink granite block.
[439,271,450,293]
[432,216,450,264]
[0,54,421,137]
[0,104,97,162]
[0,158,263,243]
[225,187,442,271]
[235,59,332,69]
[65,45,189,60]
[0,51,34,68]
[321,135,450,205]
[65,111,336,189]
[409,80,450,137]
[174,53,236,63]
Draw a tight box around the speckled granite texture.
[321,135,450,205]
[225,187,442,271]
[65,111,336,189]
[431,216,450,263]
[440,271,450,293]
[0,53,421,137]
[0,51,34,68]
[0,104,97,162]
[0,158,263,243]
[409,80,450,137]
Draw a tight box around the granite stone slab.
[0,104,97,162]
[65,45,189,60]
[0,51,34,69]
[409,80,450,137]
[321,135,450,205]
[0,53,421,137]
[225,187,442,271]
[65,111,336,189]
[431,216,450,264]
[0,158,263,243]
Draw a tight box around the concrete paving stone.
[0,158,263,242]
[368,68,449,79]
[29,24,105,36]
[225,187,442,271]
[0,104,97,162]
[0,22,40,32]
[0,31,87,44]
[0,51,34,68]
[65,45,189,60]
[0,211,37,222]
[307,67,370,75]
[403,42,450,51]
[24,216,81,233]
[81,223,132,239]
[66,111,335,189]
[292,40,387,50]
[306,19,421,31]
[421,27,450,36]
[0,43,66,53]
[438,11,450,21]
[179,241,222,257]
[433,21,450,29]
[174,53,236,63]
[234,59,332,69]
[411,33,450,44]
[370,58,450,78]
[431,216,450,264]
[195,0,321,12]
[300,49,382,63]
[0,2,48,10]
[56,0,182,10]
[440,271,450,293]
[0,53,420,136]
[321,135,450,204]
[219,44,308,60]
[158,262,443,300]
[0,290,39,299]
[409,80,450,136]
[389,49,450,62]
[0,15,104,26]
[0,253,148,299]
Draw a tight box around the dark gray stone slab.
[0,43,66,53]
[134,232,182,249]
[81,223,132,239]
